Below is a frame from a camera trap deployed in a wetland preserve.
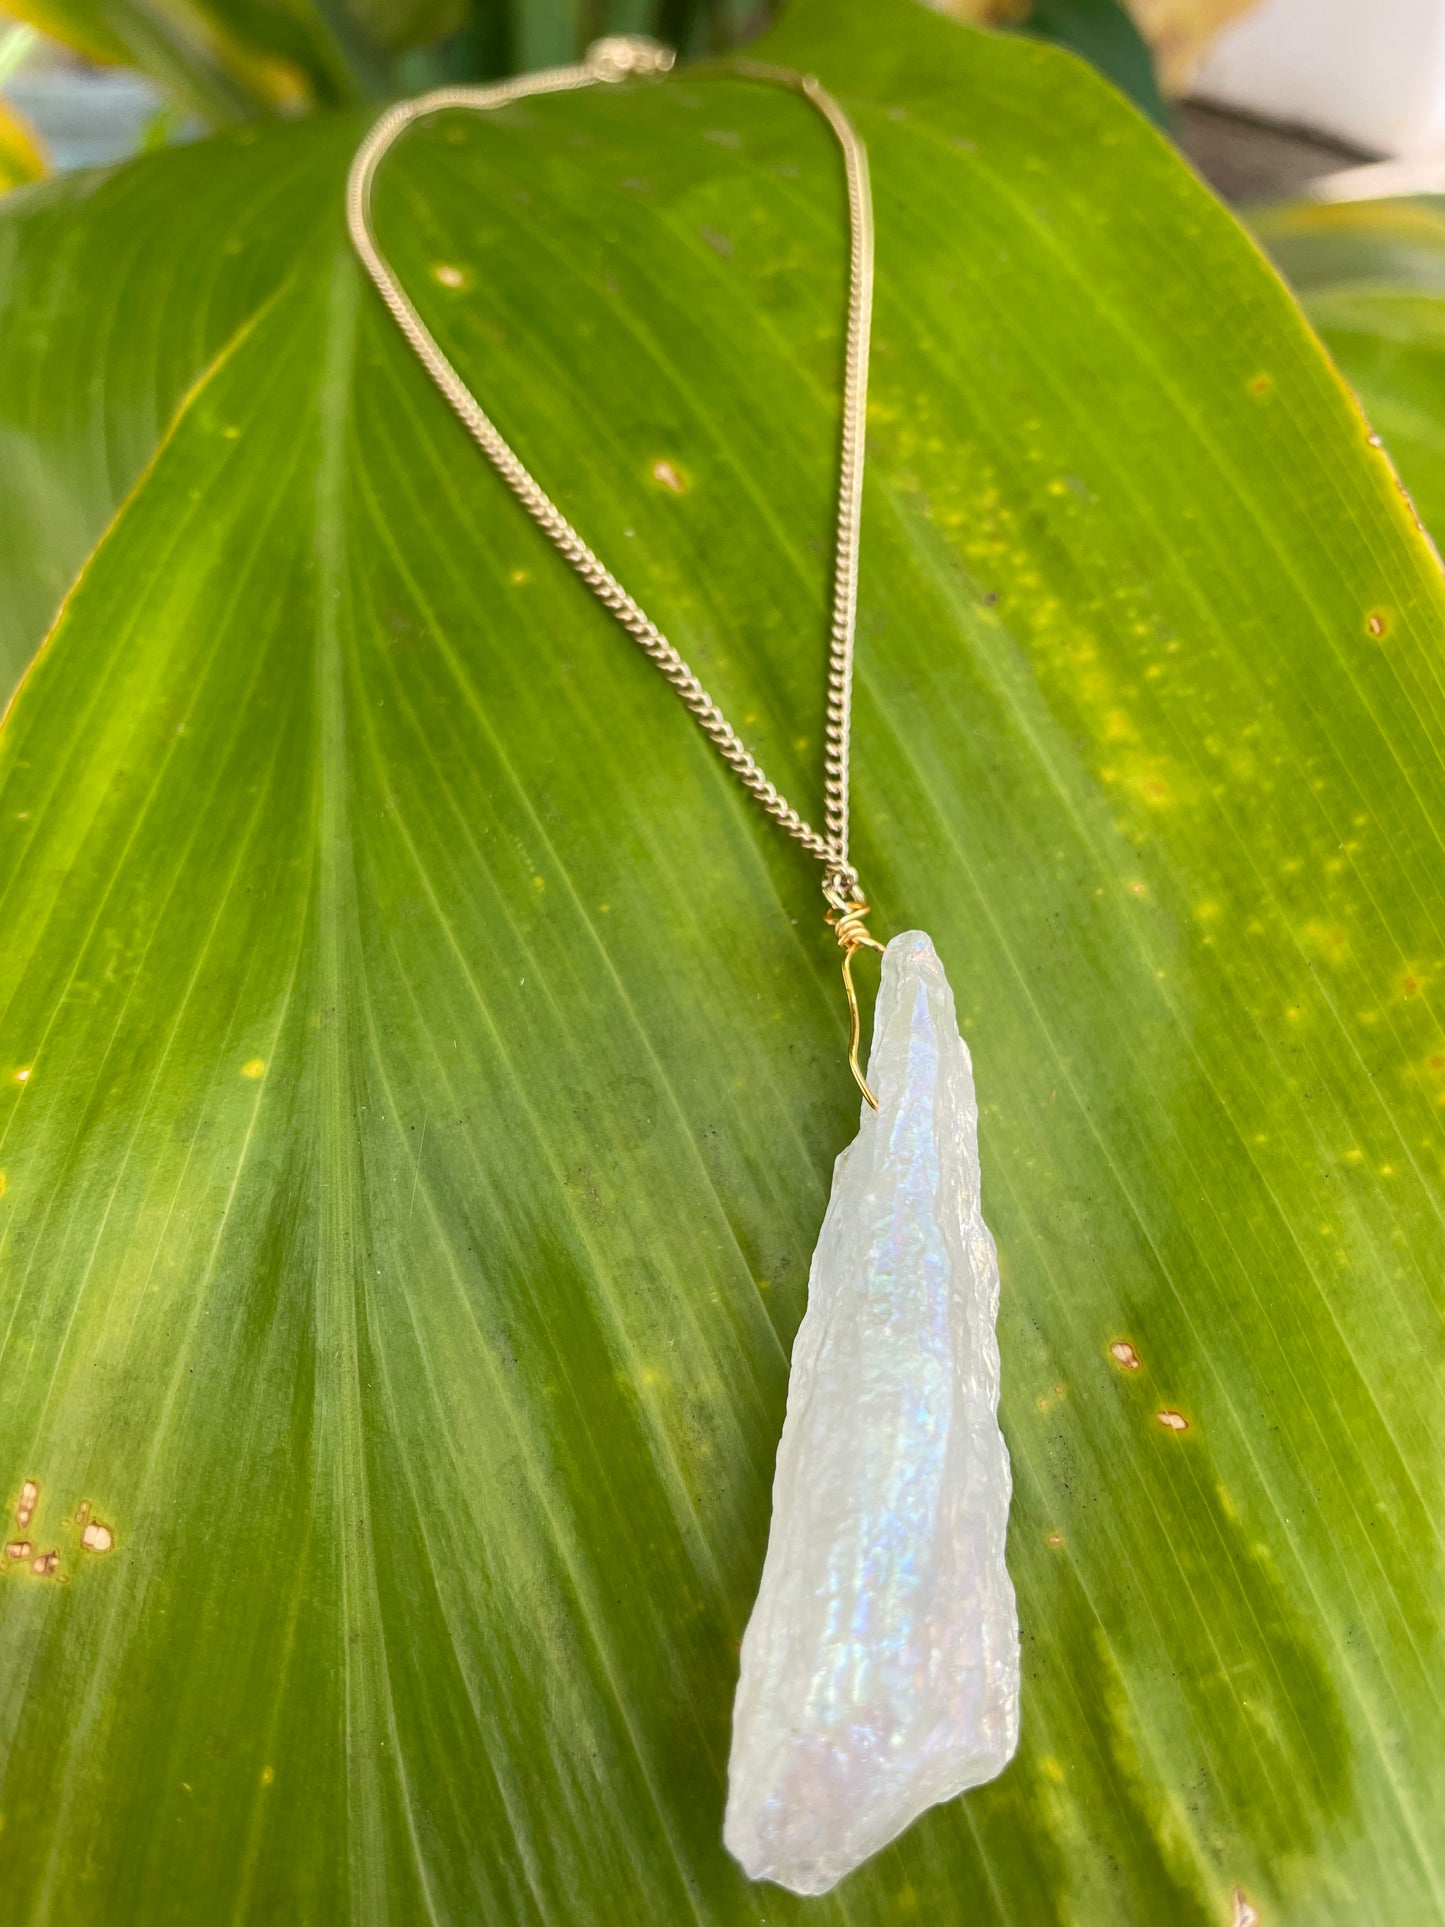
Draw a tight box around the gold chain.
[348,35,887,1103]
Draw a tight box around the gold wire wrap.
[825,885,886,1110]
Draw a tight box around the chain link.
[346,35,873,900]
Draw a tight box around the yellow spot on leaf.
[1040,1755,1066,1783]
[1304,921,1349,964]
[261,1765,275,1787]
[431,263,467,289]
[13,1067,30,1084]
[241,1058,266,1080]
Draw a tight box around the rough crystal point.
[724,930,1019,1896]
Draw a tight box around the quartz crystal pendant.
[724,931,1020,1896]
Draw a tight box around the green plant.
[0,0,1165,129]
[2,1,1443,1921]
[0,23,44,188]
[1255,194,1445,537]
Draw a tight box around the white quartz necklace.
[348,33,1020,1897]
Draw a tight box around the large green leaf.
[3,3,1445,1921]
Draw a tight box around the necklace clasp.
[585,36,676,83]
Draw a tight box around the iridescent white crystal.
[725,930,1019,1896]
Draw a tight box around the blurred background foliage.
[0,0,1174,173]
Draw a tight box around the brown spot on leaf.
[1366,609,1390,639]
[16,1481,37,1529]
[1232,1888,1260,1927]
[1156,1410,1189,1433]
[30,1550,58,1577]
[80,1521,114,1554]
[1109,1340,1142,1372]
[650,459,688,495]
[4,1540,31,1561]
[1248,373,1271,395]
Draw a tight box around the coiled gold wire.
[825,885,886,1110]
